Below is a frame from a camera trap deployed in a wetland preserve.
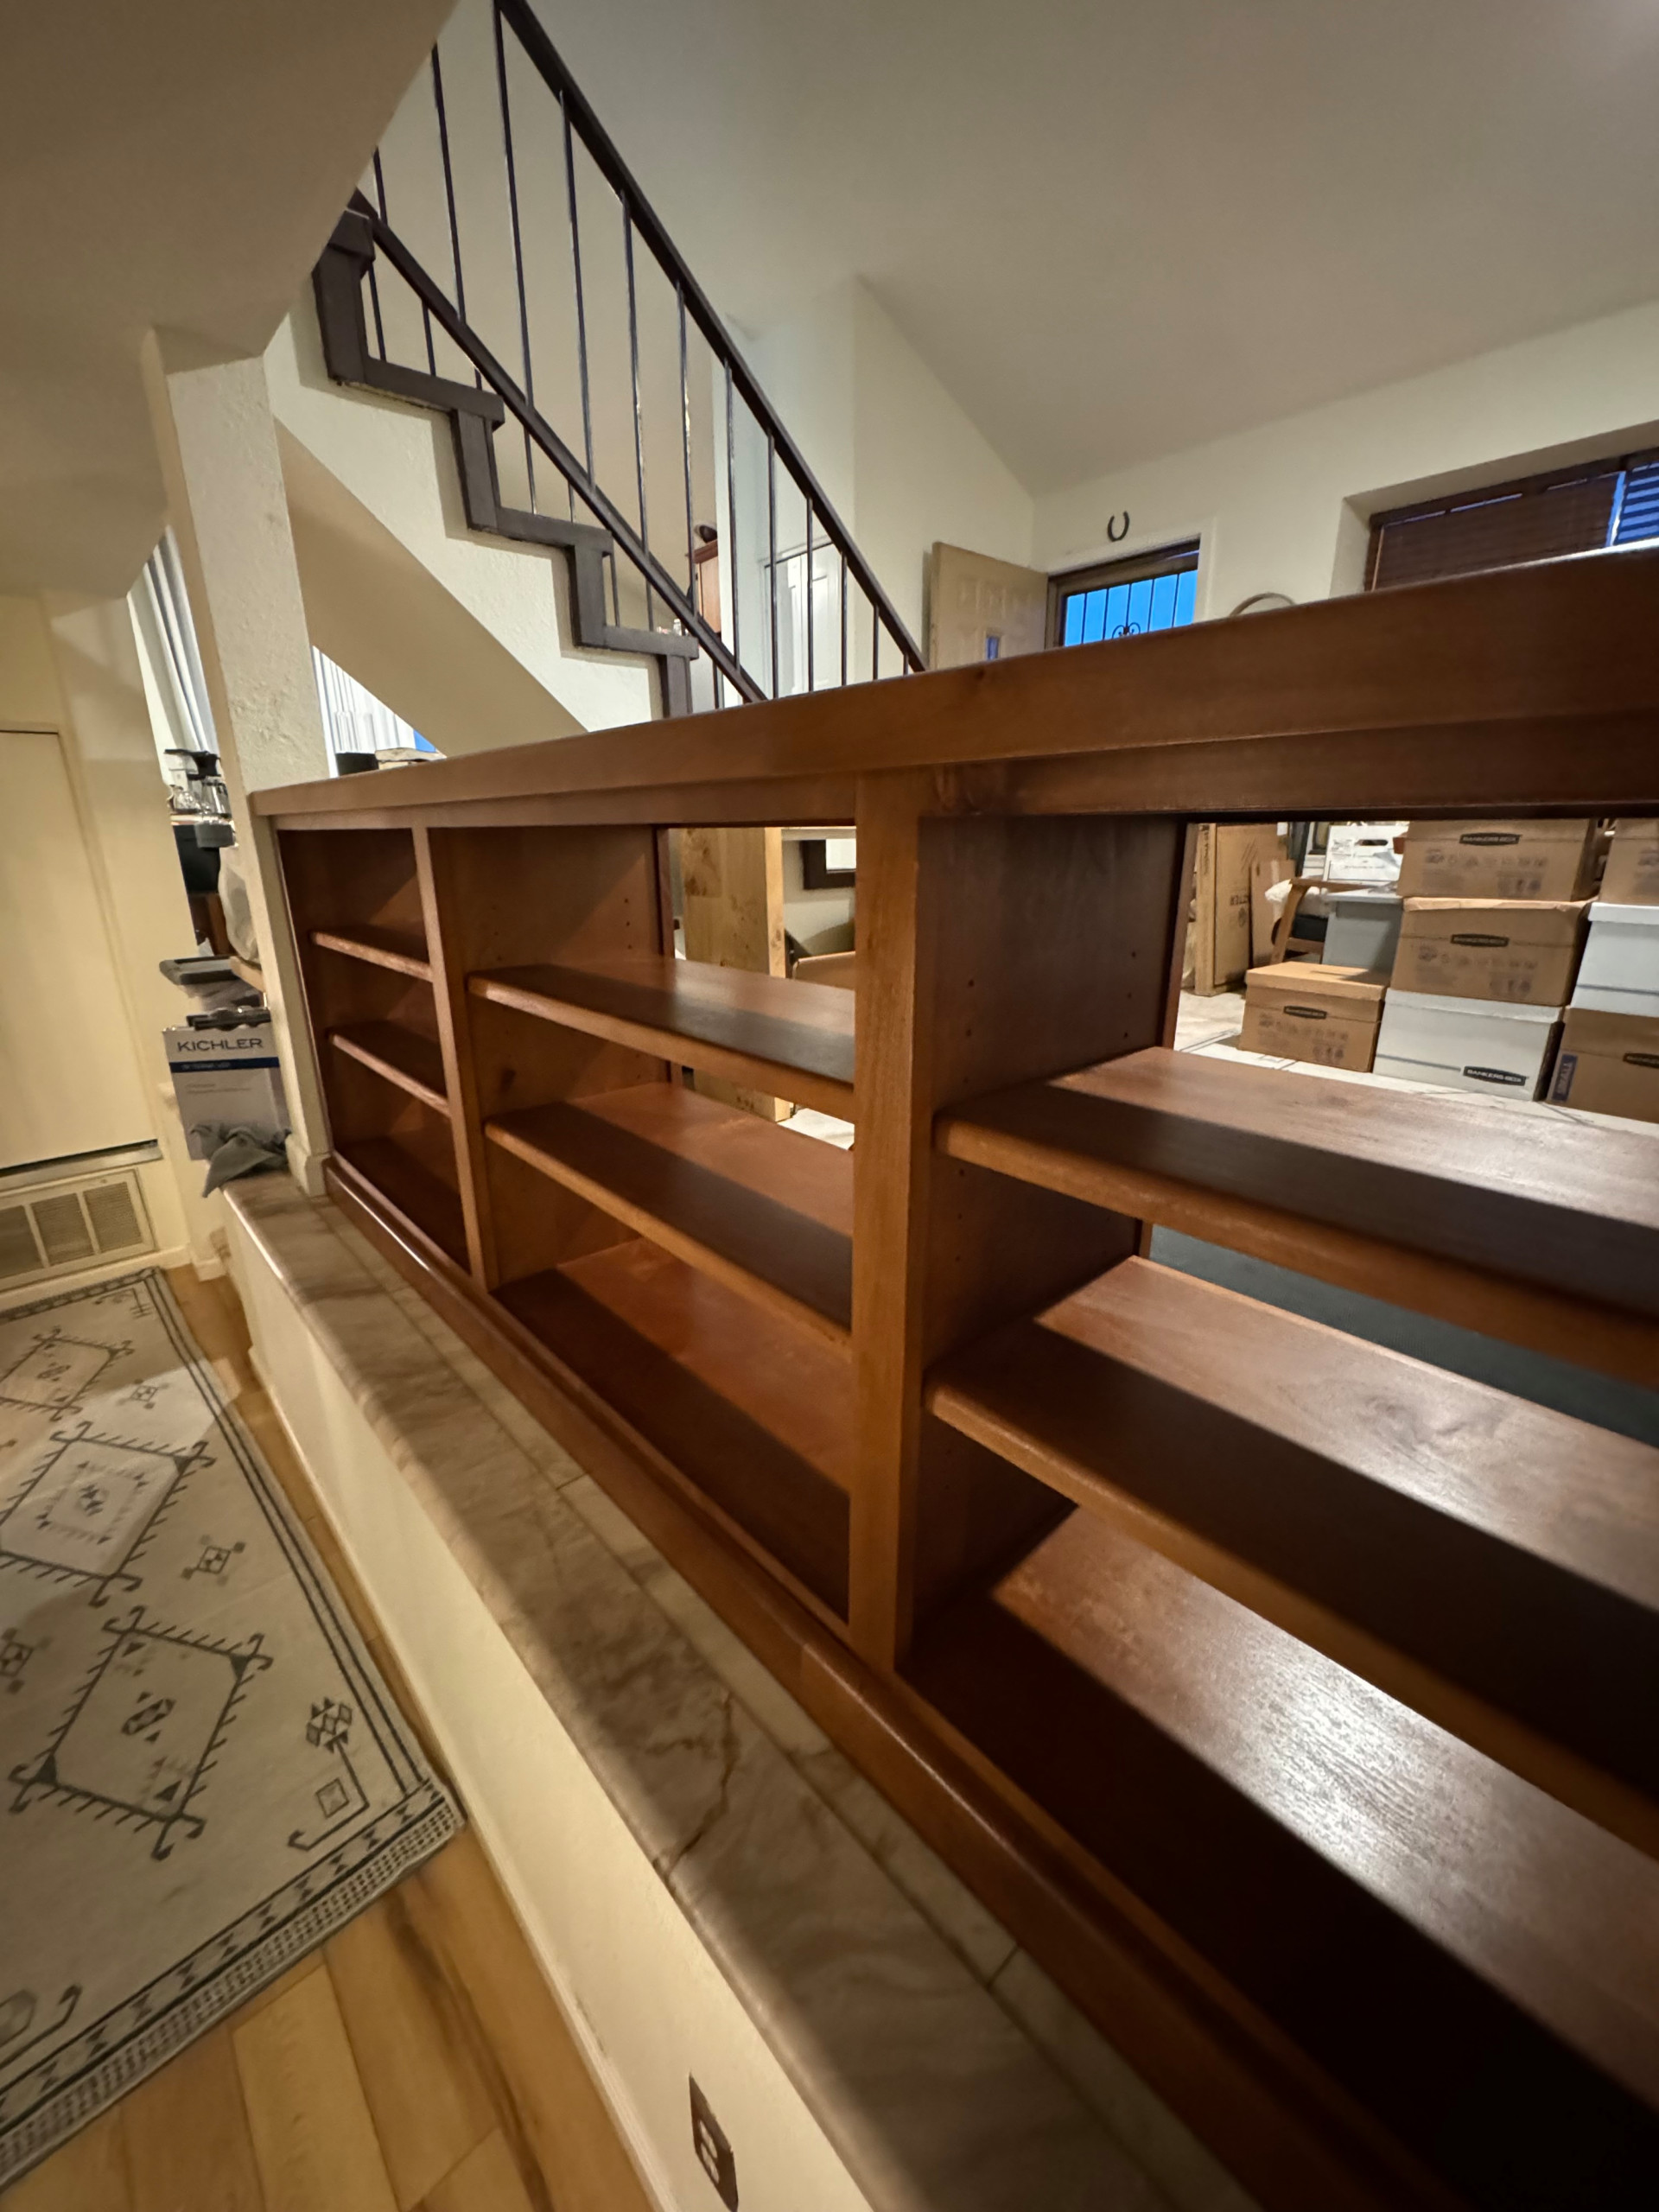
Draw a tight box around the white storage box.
[1570,902,1659,1020]
[1323,891,1403,974]
[1373,989,1562,1099]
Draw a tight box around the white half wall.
[1033,296,1659,618]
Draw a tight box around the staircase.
[308,0,923,719]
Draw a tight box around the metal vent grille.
[0,1170,155,1291]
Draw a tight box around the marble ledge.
[226,1173,1254,2212]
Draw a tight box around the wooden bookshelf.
[486,1083,853,1344]
[470,956,855,1117]
[264,549,1659,2212]
[330,1021,449,1113]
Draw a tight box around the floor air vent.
[0,1169,154,1291]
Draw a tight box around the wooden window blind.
[1367,451,1659,590]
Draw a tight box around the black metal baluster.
[840,553,849,687]
[766,435,779,698]
[805,501,816,692]
[678,285,695,607]
[623,213,652,627]
[725,361,741,675]
[367,150,390,358]
[431,49,466,319]
[493,2,537,509]
[872,599,880,682]
[561,96,595,484]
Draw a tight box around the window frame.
[1364,447,1659,590]
[1046,539,1201,648]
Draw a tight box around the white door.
[0,729,156,1168]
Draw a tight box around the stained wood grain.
[930,1255,1659,1840]
[327,1894,496,2210]
[337,1138,469,1270]
[910,1511,1659,2212]
[331,1023,451,1115]
[486,1084,852,1343]
[313,926,433,982]
[1,2111,130,2212]
[232,1965,398,2212]
[499,1243,850,1615]
[407,1833,653,2212]
[944,1046,1659,1317]
[419,2131,538,2212]
[470,957,855,1119]
[123,2026,264,2212]
[255,546,1659,824]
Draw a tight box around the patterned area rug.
[0,1268,461,2187]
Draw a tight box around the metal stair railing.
[312,0,925,713]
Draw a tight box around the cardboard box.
[1548,1007,1659,1124]
[1191,823,1289,994]
[1394,819,1597,902]
[1599,818,1659,906]
[165,1016,289,1160]
[1373,989,1560,1098]
[1240,964,1388,1070]
[1570,901,1659,1019]
[1390,899,1587,1005]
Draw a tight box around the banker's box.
[164,1022,289,1160]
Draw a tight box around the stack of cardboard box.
[1548,818,1659,1125]
[1372,819,1598,1098]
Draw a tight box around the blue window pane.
[1174,568,1197,625]
[1062,594,1085,645]
[1101,582,1128,636]
[1080,588,1108,644]
[1057,557,1199,646]
[1124,577,1154,634]
[1148,572,1178,629]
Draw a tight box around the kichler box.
[164,1011,289,1159]
[1569,902,1659,1020]
[1390,899,1587,1005]
[1372,989,1562,1098]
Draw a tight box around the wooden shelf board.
[336,1135,467,1268]
[469,957,855,1118]
[313,924,432,982]
[497,1239,849,1615]
[330,1022,450,1115]
[929,1255,1659,1831]
[486,1084,851,1345]
[938,1046,1659,1361]
[909,1508,1659,2203]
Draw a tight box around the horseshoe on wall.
[1105,512,1130,543]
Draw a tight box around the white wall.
[267,308,657,744]
[747,280,1034,652]
[1033,296,1659,618]
[0,591,207,1267]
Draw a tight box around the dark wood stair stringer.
[313,211,699,717]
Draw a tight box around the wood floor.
[0,1266,653,2212]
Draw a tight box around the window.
[1366,450,1659,590]
[1050,541,1199,647]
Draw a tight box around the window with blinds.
[1366,451,1659,589]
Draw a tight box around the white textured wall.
[747,280,1035,653]
[1033,296,1659,618]
[267,307,657,741]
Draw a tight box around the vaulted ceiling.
[543,0,1659,493]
